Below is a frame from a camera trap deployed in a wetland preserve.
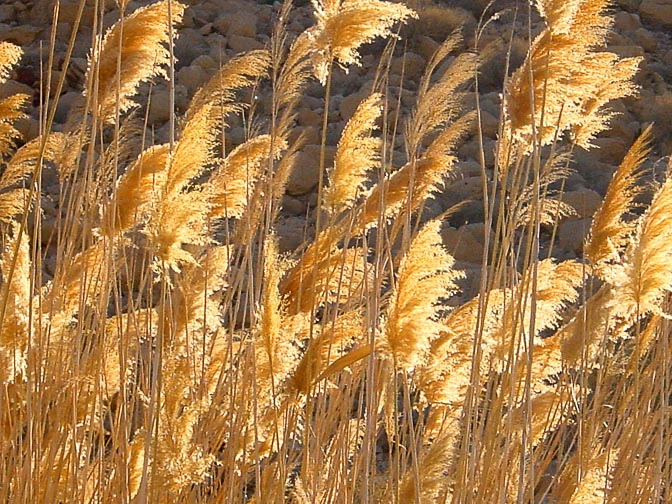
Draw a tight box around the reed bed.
[0,0,670,502]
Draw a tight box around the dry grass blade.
[169,245,231,346]
[406,38,478,157]
[184,49,271,125]
[232,135,303,246]
[558,284,613,366]
[357,111,474,232]
[395,434,453,503]
[254,236,301,406]
[42,241,108,318]
[274,31,314,140]
[324,93,382,214]
[0,0,662,500]
[258,236,287,381]
[553,447,617,504]
[290,310,365,394]
[281,230,369,315]
[86,0,186,123]
[2,133,73,189]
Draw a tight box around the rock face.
[640,0,672,27]
[2,0,671,266]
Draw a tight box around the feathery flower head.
[307,0,417,84]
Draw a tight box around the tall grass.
[0,0,670,502]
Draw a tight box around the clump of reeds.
[0,0,670,502]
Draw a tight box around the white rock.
[631,27,658,52]
[297,108,322,127]
[0,4,16,23]
[390,52,426,80]
[590,137,628,165]
[277,216,310,253]
[147,89,171,124]
[0,79,33,99]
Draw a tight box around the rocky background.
[1,0,671,294]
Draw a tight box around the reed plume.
[585,125,652,279]
[86,0,186,123]
[356,111,474,232]
[289,309,363,394]
[272,21,313,141]
[0,224,30,383]
[306,0,417,84]
[324,93,382,214]
[0,42,26,158]
[553,447,618,504]
[502,0,640,158]
[381,220,462,372]
[168,245,231,348]
[0,0,662,500]
[405,32,478,158]
[0,41,21,83]
[280,223,369,314]
[0,95,29,166]
[105,143,171,235]
[612,158,672,318]
[208,135,286,220]
[168,50,271,196]
[394,434,453,503]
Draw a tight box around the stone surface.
[0,79,33,99]
[558,218,592,254]
[614,10,642,30]
[177,64,208,95]
[339,91,369,121]
[560,189,603,220]
[286,145,336,196]
[640,0,672,27]
[227,34,264,53]
[213,11,255,38]
[277,216,311,253]
[631,28,658,52]
[0,4,16,23]
[390,52,426,80]
[147,89,172,124]
[441,223,490,264]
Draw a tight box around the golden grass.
[0,0,670,502]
